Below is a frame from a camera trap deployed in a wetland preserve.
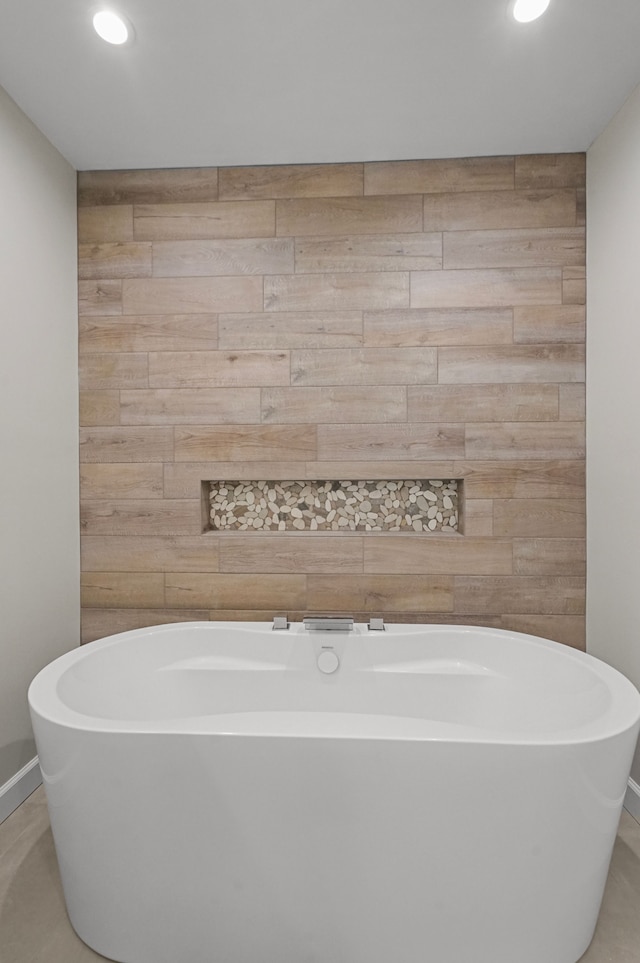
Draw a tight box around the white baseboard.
[0,757,42,824]
[624,778,640,824]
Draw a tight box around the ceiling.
[1,0,640,171]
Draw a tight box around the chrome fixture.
[368,618,386,631]
[303,617,354,632]
[272,615,289,630]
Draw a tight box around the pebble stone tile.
[209,480,459,533]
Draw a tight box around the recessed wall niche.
[206,480,460,534]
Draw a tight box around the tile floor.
[1,787,640,962]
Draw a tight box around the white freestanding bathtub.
[29,620,640,963]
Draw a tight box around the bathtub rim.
[28,620,640,746]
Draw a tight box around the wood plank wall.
[78,154,586,646]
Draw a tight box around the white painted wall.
[587,80,640,784]
[0,85,79,801]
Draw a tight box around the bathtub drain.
[317,650,340,674]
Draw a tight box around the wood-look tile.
[133,201,275,240]
[148,351,289,388]
[79,242,153,280]
[73,157,588,647]
[261,386,407,424]
[77,205,133,242]
[165,573,307,609]
[265,272,409,311]
[363,308,513,347]
[80,499,201,536]
[174,425,317,462]
[363,537,512,575]
[422,189,577,231]
[493,498,585,537]
[317,424,465,461]
[465,423,585,460]
[79,427,174,463]
[120,387,261,424]
[408,384,558,422]
[455,460,585,499]
[79,390,120,426]
[78,168,219,206]
[78,280,122,316]
[291,348,437,386]
[438,345,585,383]
[294,233,442,273]
[208,611,306,623]
[513,304,585,343]
[122,276,263,315]
[81,608,210,643]
[81,572,165,608]
[513,538,586,576]
[563,266,586,304]
[410,268,562,308]
[219,536,363,573]
[152,237,294,277]
[81,535,219,572]
[306,460,456,479]
[461,499,494,536]
[559,384,585,421]
[218,312,363,349]
[78,353,148,389]
[364,156,514,195]
[454,575,585,615]
[306,575,454,612]
[276,195,423,236]
[163,462,312,497]
[218,163,364,200]
[80,464,164,499]
[501,614,585,649]
[515,153,586,190]
[444,227,585,270]
[576,189,586,227]
[79,314,218,353]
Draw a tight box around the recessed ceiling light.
[92,10,133,45]
[512,0,551,23]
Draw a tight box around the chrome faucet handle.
[368,617,385,631]
[272,615,289,630]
